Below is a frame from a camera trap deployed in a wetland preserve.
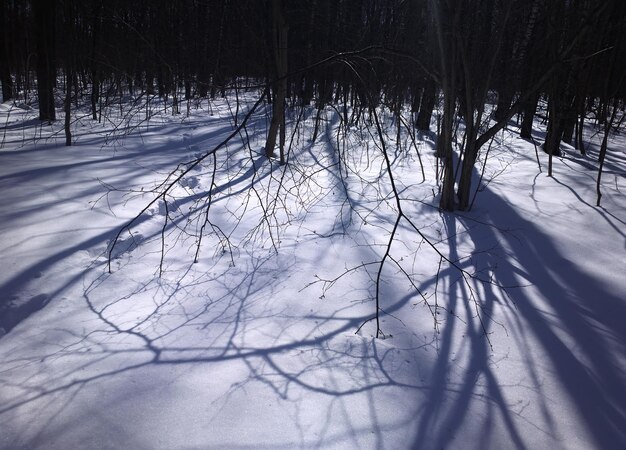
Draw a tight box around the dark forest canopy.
[1,0,625,209]
[3,1,625,104]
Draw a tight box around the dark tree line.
[1,0,625,208]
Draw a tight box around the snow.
[0,96,625,449]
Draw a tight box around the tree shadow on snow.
[411,188,626,449]
[2,109,624,448]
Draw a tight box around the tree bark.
[64,0,74,146]
[0,65,12,103]
[520,93,539,139]
[494,88,514,122]
[0,2,13,102]
[34,0,56,121]
[543,95,564,158]
[264,0,288,163]
[416,80,436,131]
[0,2,13,103]
[64,70,73,146]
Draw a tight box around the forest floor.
[0,94,625,449]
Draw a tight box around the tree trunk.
[575,99,586,155]
[64,0,74,145]
[431,1,458,211]
[457,101,485,210]
[596,123,610,206]
[64,70,73,146]
[0,0,13,102]
[520,93,539,139]
[494,88,514,122]
[562,109,576,145]
[0,66,12,102]
[89,1,101,120]
[543,96,564,157]
[264,0,288,163]
[34,0,56,121]
[438,89,456,211]
[416,80,436,131]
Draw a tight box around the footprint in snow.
[180,176,199,189]
[157,200,179,216]
[107,233,143,259]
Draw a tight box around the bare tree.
[34,0,56,121]
[264,0,289,164]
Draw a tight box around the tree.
[264,0,288,164]
[34,0,56,121]
[0,0,14,102]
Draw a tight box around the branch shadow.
[410,214,528,449]
[0,237,429,449]
[436,188,626,449]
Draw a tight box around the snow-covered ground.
[1,96,624,449]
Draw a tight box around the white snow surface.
[0,97,625,449]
